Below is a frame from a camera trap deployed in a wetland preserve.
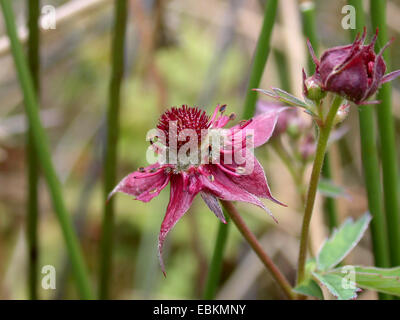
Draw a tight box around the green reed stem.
[301,0,339,231]
[221,201,295,299]
[26,0,40,300]
[297,95,342,285]
[0,0,93,299]
[203,0,279,299]
[98,0,128,299]
[348,0,391,301]
[370,0,400,267]
[242,0,278,118]
[203,213,230,300]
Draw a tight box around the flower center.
[157,105,211,149]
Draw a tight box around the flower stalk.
[300,0,339,231]
[0,0,93,299]
[99,0,128,299]
[297,95,342,285]
[220,201,295,300]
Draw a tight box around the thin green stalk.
[242,0,278,118]
[203,214,230,299]
[297,95,342,285]
[349,0,391,300]
[221,201,295,299]
[300,0,339,231]
[203,0,279,299]
[26,0,40,300]
[98,0,128,299]
[0,0,93,299]
[370,0,400,267]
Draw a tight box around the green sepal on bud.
[303,71,326,102]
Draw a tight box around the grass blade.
[98,0,128,299]
[0,0,93,299]
[369,0,400,268]
[26,0,40,300]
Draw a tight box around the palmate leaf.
[294,279,324,299]
[254,88,310,109]
[313,272,360,300]
[328,266,400,296]
[317,213,371,271]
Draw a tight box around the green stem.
[242,0,278,118]
[321,156,338,230]
[221,201,295,300]
[297,95,342,285]
[202,213,230,299]
[300,0,339,231]
[26,0,40,300]
[349,0,391,300]
[0,0,93,299]
[98,0,128,299]
[370,0,400,267]
[203,0,279,299]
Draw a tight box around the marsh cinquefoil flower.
[304,28,400,105]
[108,104,285,273]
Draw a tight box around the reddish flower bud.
[306,28,400,105]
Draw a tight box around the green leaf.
[318,178,349,199]
[254,88,309,109]
[328,266,400,297]
[313,272,360,300]
[294,279,324,299]
[317,213,371,271]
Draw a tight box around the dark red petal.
[226,155,285,206]
[108,163,170,203]
[158,174,198,275]
[200,191,226,223]
[229,108,282,148]
[325,56,369,103]
[199,165,277,222]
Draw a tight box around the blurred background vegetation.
[0,0,399,299]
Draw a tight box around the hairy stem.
[297,95,342,285]
[300,0,339,231]
[221,201,295,300]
